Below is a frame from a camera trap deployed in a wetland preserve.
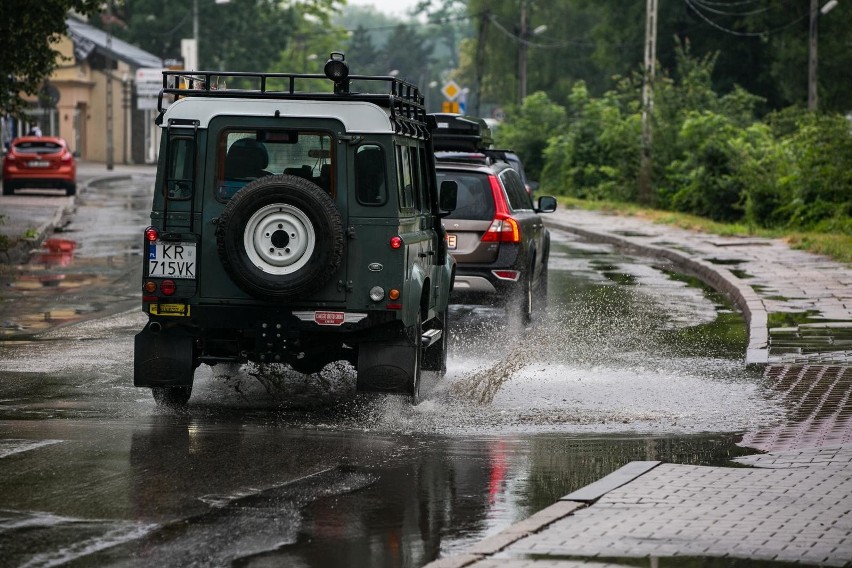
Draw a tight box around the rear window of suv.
[216,129,333,200]
[436,171,495,220]
[14,141,62,154]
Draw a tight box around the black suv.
[431,114,556,323]
[134,53,458,406]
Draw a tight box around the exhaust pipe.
[149,321,162,333]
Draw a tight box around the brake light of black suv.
[480,174,521,244]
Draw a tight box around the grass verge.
[559,197,852,265]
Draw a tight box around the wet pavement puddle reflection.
[0,226,804,568]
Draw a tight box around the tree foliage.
[0,0,102,118]
[494,91,566,183]
[99,0,344,72]
[528,42,851,233]
[461,0,852,114]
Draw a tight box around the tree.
[495,91,567,182]
[345,26,384,76]
[0,0,102,118]
[97,0,342,72]
[383,24,436,84]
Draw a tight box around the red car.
[2,136,77,196]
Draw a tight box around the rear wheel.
[517,271,532,326]
[410,312,424,405]
[2,182,15,196]
[66,183,76,196]
[152,385,192,407]
[422,308,448,377]
[537,262,549,313]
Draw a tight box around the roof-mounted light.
[324,52,350,95]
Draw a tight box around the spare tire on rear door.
[216,174,344,300]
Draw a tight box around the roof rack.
[157,70,429,137]
[429,112,493,151]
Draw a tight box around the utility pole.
[472,10,489,117]
[808,0,819,110]
[193,0,200,69]
[105,0,114,171]
[639,0,657,204]
[517,1,529,105]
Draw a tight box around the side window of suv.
[415,147,431,213]
[396,145,415,210]
[354,145,387,205]
[502,170,532,211]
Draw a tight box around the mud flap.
[134,326,195,387]
[357,339,416,394]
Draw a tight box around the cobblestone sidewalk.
[428,208,852,568]
[429,446,852,568]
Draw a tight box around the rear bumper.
[452,275,497,294]
[449,244,525,301]
[4,174,76,188]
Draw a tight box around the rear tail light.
[480,174,521,243]
[145,227,159,242]
[389,235,403,249]
[481,217,521,243]
[61,153,73,163]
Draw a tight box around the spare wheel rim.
[243,203,316,275]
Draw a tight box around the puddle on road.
[0,178,149,340]
[0,231,781,439]
[158,231,780,439]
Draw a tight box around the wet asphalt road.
[0,177,784,567]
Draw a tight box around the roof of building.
[66,15,162,69]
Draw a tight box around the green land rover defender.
[134,53,457,406]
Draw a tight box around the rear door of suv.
[436,167,499,264]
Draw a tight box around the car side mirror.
[439,180,457,213]
[537,195,557,213]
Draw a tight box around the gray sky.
[347,0,421,18]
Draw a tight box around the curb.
[0,197,75,265]
[544,217,769,366]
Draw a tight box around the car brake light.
[390,236,403,249]
[480,175,521,243]
[145,227,159,242]
[481,217,520,243]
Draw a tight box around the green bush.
[500,41,851,237]
[540,82,640,200]
[493,91,567,183]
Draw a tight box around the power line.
[689,0,772,16]
[686,0,808,36]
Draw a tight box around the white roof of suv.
[162,97,396,133]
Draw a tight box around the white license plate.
[147,242,197,279]
[446,234,457,250]
[28,160,50,168]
